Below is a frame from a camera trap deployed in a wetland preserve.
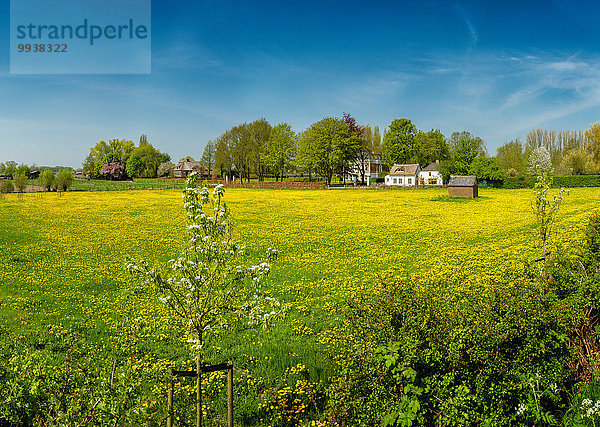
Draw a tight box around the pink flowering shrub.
[99,162,126,180]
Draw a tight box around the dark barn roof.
[422,162,439,172]
[448,175,478,187]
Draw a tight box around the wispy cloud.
[454,3,478,47]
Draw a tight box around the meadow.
[0,186,598,425]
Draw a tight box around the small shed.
[448,175,478,198]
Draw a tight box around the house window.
[399,178,403,184]
[429,172,431,177]
[408,178,412,185]
[393,178,397,184]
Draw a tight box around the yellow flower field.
[0,186,597,424]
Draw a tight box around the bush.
[583,211,600,268]
[13,173,28,193]
[326,246,600,426]
[1,180,14,194]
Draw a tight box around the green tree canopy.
[248,118,272,181]
[585,122,600,163]
[468,157,506,183]
[13,173,28,193]
[414,129,449,166]
[16,164,30,177]
[496,138,526,176]
[264,122,297,181]
[300,117,360,185]
[558,148,597,175]
[55,169,74,191]
[214,136,233,179]
[382,118,417,165]
[83,138,134,178]
[39,170,55,191]
[3,161,17,178]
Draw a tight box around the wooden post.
[227,361,233,427]
[197,354,202,427]
[167,367,174,427]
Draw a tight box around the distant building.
[418,161,443,186]
[448,175,478,198]
[174,159,202,178]
[384,164,421,187]
[348,154,389,185]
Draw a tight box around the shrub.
[326,268,598,426]
[99,162,126,181]
[13,173,28,193]
[1,180,14,194]
[583,211,600,267]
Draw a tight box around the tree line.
[197,115,501,184]
[496,124,600,177]
[0,162,74,194]
[198,117,600,185]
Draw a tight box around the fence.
[167,361,234,427]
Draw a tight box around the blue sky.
[1,0,600,167]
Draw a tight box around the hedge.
[502,175,600,189]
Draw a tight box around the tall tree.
[585,122,600,163]
[296,131,316,182]
[382,118,417,165]
[201,140,216,176]
[300,117,360,186]
[436,131,486,179]
[496,138,526,176]
[342,113,368,184]
[228,124,252,182]
[248,118,272,181]
[214,135,233,179]
[354,124,382,185]
[125,139,167,178]
[449,131,486,173]
[264,123,297,181]
[414,129,449,166]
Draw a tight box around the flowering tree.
[99,162,126,180]
[127,172,280,426]
[531,171,568,259]
[527,147,553,175]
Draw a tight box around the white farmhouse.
[384,164,421,186]
[418,161,443,185]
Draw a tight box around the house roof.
[388,164,420,176]
[448,175,478,187]
[422,162,439,172]
[175,160,201,171]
